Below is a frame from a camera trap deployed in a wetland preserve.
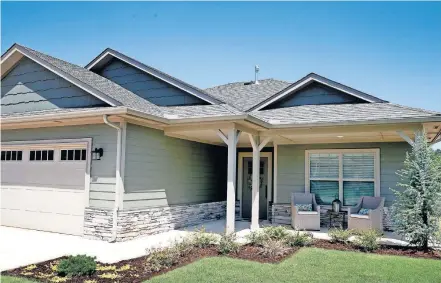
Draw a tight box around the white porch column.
[217,128,240,234]
[248,134,272,231]
[249,135,260,230]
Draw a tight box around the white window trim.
[305,148,381,206]
[59,148,88,162]
[29,149,56,162]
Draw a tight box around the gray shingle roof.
[19,45,163,117]
[161,104,243,119]
[205,79,292,111]
[252,103,441,125]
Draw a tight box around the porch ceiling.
[163,121,441,146]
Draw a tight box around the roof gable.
[86,48,221,105]
[1,44,163,117]
[1,56,108,114]
[95,58,210,106]
[261,81,366,110]
[249,73,387,111]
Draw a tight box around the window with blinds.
[307,150,378,206]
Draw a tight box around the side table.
[327,211,347,229]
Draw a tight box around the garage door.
[1,142,88,235]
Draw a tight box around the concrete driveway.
[0,226,189,271]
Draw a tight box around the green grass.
[3,248,441,283]
[1,276,39,283]
[148,248,441,283]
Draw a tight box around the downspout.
[103,115,123,242]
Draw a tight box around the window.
[1,150,23,161]
[60,149,87,161]
[30,150,54,161]
[306,149,379,206]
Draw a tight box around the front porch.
[164,120,440,234]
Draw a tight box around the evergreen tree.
[391,131,441,250]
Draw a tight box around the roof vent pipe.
[254,65,260,85]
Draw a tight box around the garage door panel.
[1,209,84,235]
[1,187,85,215]
[1,163,86,190]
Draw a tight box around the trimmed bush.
[190,227,217,248]
[247,226,290,246]
[262,226,290,241]
[145,247,181,272]
[328,228,353,243]
[285,231,313,247]
[218,233,240,255]
[258,240,289,258]
[57,255,96,277]
[354,229,381,252]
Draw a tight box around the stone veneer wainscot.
[84,201,227,241]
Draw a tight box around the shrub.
[258,240,289,258]
[173,236,195,256]
[285,231,313,247]
[247,226,290,246]
[391,131,441,250]
[218,233,240,254]
[262,226,290,241]
[353,229,381,252]
[57,255,96,277]
[328,228,353,243]
[246,230,269,246]
[190,227,217,248]
[145,246,181,272]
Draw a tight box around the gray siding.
[1,57,107,114]
[1,125,118,209]
[276,142,410,206]
[123,124,227,209]
[96,59,208,106]
[265,82,363,109]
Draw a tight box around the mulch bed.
[314,239,441,260]
[3,241,440,283]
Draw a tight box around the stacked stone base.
[271,203,394,231]
[84,201,226,242]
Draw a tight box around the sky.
[2,2,441,119]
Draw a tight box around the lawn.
[2,248,441,283]
[149,248,441,283]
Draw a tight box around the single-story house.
[1,44,440,241]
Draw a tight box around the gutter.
[103,115,124,243]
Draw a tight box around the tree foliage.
[391,131,441,249]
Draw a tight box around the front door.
[242,157,268,219]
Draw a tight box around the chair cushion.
[295,204,312,211]
[298,211,318,215]
[359,208,370,215]
[350,214,369,219]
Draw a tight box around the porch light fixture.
[92,148,104,160]
[337,135,344,138]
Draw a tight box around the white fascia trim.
[266,116,441,129]
[87,50,221,105]
[2,47,120,107]
[251,75,377,111]
[1,107,129,124]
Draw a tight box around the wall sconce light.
[92,148,104,160]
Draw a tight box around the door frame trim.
[237,152,273,219]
